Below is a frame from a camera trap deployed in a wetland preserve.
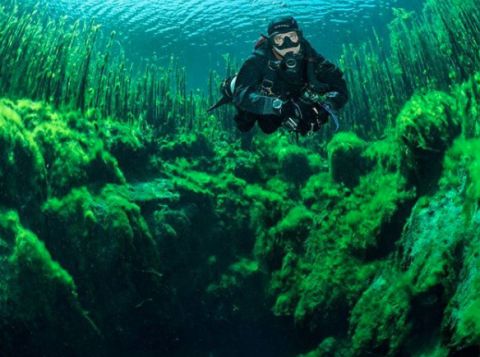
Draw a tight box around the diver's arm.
[232,56,282,116]
[314,56,349,110]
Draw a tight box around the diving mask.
[272,31,300,49]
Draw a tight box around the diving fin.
[207,95,233,113]
[206,75,237,113]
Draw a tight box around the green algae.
[349,272,412,356]
[0,209,100,355]
[327,132,368,188]
[0,3,480,353]
[0,99,47,213]
[395,91,460,154]
[1,71,480,355]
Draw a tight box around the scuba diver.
[207,15,349,137]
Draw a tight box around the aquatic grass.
[0,3,224,138]
[339,0,480,139]
[1,0,480,147]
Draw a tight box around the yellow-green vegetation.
[349,273,412,356]
[0,210,99,356]
[341,0,480,139]
[0,99,46,214]
[395,91,460,154]
[1,69,480,355]
[1,0,480,355]
[327,132,368,187]
[0,3,218,138]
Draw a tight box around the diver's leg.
[234,109,256,132]
[257,114,283,134]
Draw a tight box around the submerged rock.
[327,132,368,188]
[0,210,100,356]
[0,99,47,216]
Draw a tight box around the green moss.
[41,186,162,320]
[441,138,480,218]
[13,98,60,130]
[396,91,460,154]
[294,253,378,328]
[159,132,214,161]
[276,144,314,185]
[344,171,415,255]
[0,99,46,212]
[445,229,480,347]
[363,134,402,173]
[349,273,412,357]
[0,209,98,354]
[399,189,464,297]
[453,72,480,138]
[96,118,154,175]
[327,132,368,188]
[33,118,125,196]
[297,337,341,357]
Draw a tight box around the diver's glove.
[289,98,329,136]
[273,98,303,131]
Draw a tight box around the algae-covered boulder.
[0,99,47,214]
[396,91,460,153]
[349,273,412,357]
[1,98,126,198]
[399,192,464,298]
[0,210,99,356]
[343,171,415,257]
[362,135,402,173]
[436,138,480,351]
[297,337,344,357]
[256,134,322,186]
[327,132,368,188]
[452,72,480,138]
[270,163,414,335]
[206,258,265,322]
[395,91,461,193]
[41,186,167,349]
[441,138,480,217]
[445,225,480,349]
[33,119,125,196]
[96,118,156,177]
[158,132,215,162]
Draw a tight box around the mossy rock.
[445,228,480,348]
[363,135,402,173]
[396,91,460,155]
[11,98,60,130]
[327,132,368,188]
[33,119,125,196]
[0,100,47,214]
[97,119,155,176]
[158,132,215,161]
[0,209,99,356]
[349,273,412,357]
[40,186,166,345]
[263,205,314,269]
[279,146,314,185]
[452,72,480,138]
[441,138,480,217]
[399,191,464,297]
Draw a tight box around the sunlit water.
[34,0,425,89]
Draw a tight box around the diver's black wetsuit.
[232,38,348,133]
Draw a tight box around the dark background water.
[29,0,427,91]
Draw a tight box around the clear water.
[37,0,425,90]
[2,0,480,356]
